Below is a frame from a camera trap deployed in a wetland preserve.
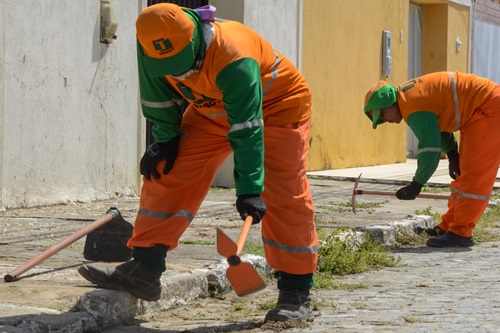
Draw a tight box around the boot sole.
[264,309,314,323]
[426,240,475,248]
[77,266,161,302]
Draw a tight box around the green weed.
[209,186,232,193]
[414,206,442,223]
[179,239,215,246]
[395,229,428,247]
[316,229,400,278]
[242,241,265,257]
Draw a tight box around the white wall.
[0,1,5,209]
[472,20,500,83]
[0,1,145,209]
[0,0,303,208]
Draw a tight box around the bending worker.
[363,71,500,248]
[78,3,317,323]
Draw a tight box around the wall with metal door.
[471,0,500,83]
[303,0,471,171]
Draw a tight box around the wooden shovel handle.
[4,210,118,282]
[236,216,254,256]
[354,189,459,200]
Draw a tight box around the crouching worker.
[363,71,500,248]
[78,3,317,323]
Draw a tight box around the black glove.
[447,151,460,180]
[140,135,180,180]
[396,181,423,200]
[236,194,267,224]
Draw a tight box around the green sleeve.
[216,58,264,196]
[137,42,184,143]
[440,132,458,153]
[407,112,442,185]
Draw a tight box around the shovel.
[83,207,133,262]
[216,216,266,296]
[4,207,132,282]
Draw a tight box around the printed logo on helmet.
[152,38,174,55]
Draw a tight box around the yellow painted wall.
[302,0,470,171]
[422,4,449,73]
[422,2,469,73]
[446,2,469,72]
[302,0,408,170]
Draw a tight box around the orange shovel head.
[216,228,238,259]
[216,227,266,296]
[226,262,266,296]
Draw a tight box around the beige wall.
[303,0,470,171]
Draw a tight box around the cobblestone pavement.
[2,177,500,333]
[102,241,500,333]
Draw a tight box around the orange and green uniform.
[396,71,500,237]
[129,6,317,281]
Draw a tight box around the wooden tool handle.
[236,216,253,256]
[354,189,459,200]
[4,211,117,282]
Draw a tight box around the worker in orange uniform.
[78,3,317,323]
[363,71,500,248]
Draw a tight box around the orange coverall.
[397,71,500,237]
[129,15,317,275]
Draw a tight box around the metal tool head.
[83,207,133,262]
[216,227,266,296]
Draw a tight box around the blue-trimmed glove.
[236,195,267,224]
[140,135,180,180]
[447,151,460,180]
[396,181,423,200]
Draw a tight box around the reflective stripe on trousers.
[128,106,317,275]
[440,85,500,237]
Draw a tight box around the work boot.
[78,260,162,301]
[264,289,313,322]
[415,225,445,237]
[426,231,476,248]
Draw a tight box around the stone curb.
[0,215,436,333]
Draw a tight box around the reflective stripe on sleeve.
[417,147,442,155]
[141,98,183,109]
[229,119,264,134]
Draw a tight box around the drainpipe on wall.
[468,0,476,73]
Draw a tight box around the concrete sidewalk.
[309,158,500,188]
[0,160,498,332]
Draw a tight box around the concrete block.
[71,289,137,329]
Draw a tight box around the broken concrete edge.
[319,214,435,248]
[358,214,435,246]
[0,311,98,333]
[1,215,436,332]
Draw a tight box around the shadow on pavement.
[391,246,473,254]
